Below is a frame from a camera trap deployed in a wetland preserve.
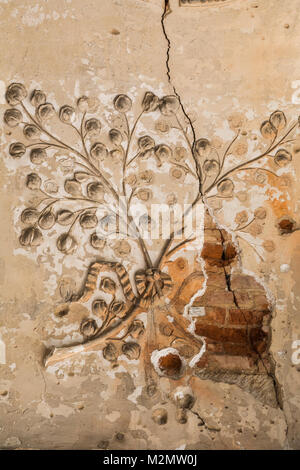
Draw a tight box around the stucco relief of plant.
[4,82,299,385]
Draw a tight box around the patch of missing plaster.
[151,347,185,378]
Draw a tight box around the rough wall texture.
[1,0,300,450]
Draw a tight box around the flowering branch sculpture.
[4,82,298,390]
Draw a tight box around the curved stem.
[122,111,143,197]
[205,122,298,195]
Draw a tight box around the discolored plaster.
[0,0,300,450]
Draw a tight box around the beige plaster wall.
[0,0,300,450]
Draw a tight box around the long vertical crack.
[217,226,284,410]
[161,0,196,148]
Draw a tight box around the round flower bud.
[21,208,39,224]
[274,148,292,167]
[9,142,26,158]
[5,83,27,105]
[59,105,75,124]
[142,91,159,112]
[100,277,116,295]
[80,318,97,338]
[170,168,183,180]
[109,128,123,145]
[85,118,101,135]
[194,138,211,158]
[174,146,187,161]
[4,108,22,127]
[56,233,77,254]
[36,103,55,121]
[138,135,155,151]
[19,226,42,247]
[113,94,132,113]
[203,159,220,176]
[122,342,140,360]
[30,89,46,107]
[159,95,179,116]
[79,210,98,229]
[38,209,56,230]
[260,120,276,140]
[57,210,75,226]
[128,320,145,339]
[90,232,106,249]
[64,179,82,197]
[136,188,152,201]
[138,170,153,184]
[254,207,267,220]
[92,299,108,319]
[90,142,108,161]
[269,110,286,131]
[30,148,47,165]
[154,144,172,166]
[26,173,41,190]
[87,181,105,202]
[102,342,118,362]
[77,96,89,113]
[110,301,127,318]
[217,178,234,196]
[23,124,40,140]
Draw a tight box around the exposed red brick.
[195,324,248,343]
[201,242,223,261]
[249,328,269,354]
[230,274,264,291]
[233,290,254,308]
[222,342,253,356]
[195,288,234,307]
[191,306,226,323]
[224,242,237,262]
[196,354,256,371]
[228,308,269,325]
[158,353,182,377]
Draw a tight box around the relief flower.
[122,342,141,360]
[138,135,155,151]
[113,94,132,113]
[85,118,101,134]
[36,103,55,121]
[30,148,47,165]
[5,83,27,105]
[9,142,26,158]
[26,173,41,190]
[142,91,159,112]
[90,232,106,249]
[109,128,123,145]
[59,105,75,124]
[30,89,46,107]
[102,342,118,362]
[159,95,179,116]
[92,299,108,319]
[56,233,77,254]
[80,318,97,338]
[90,142,107,161]
[4,108,23,127]
[100,277,116,295]
[19,226,42,247]
[23,124,40,140]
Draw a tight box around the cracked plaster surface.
[0,0,300,450]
